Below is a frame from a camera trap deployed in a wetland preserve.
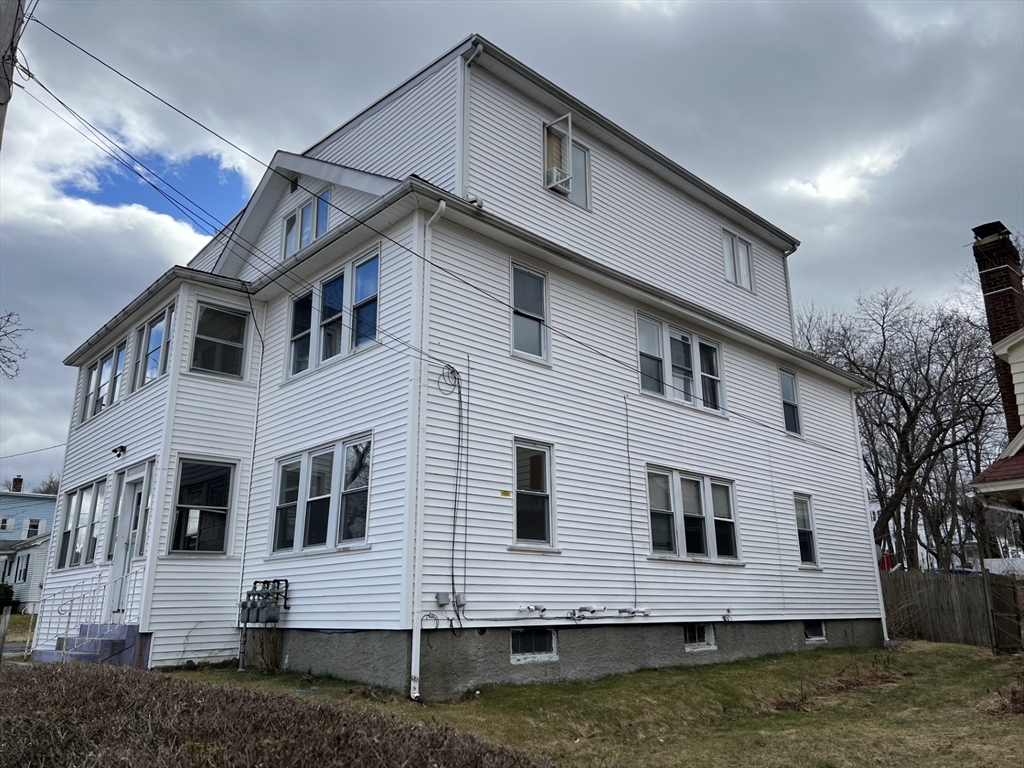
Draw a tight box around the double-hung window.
[57,479,106,569]
[283,187,332,259]
[646,469,739,560]
[191,304,248,378]
[133,304,175,391]
[14,554,29,583]
[272,436,372,553]
[171,461,232,553]
[722,230,753,290]
[27,519,41,538]
[512,265,547,359]
[794,494,817,565]
[637,315,722,411]
[81,340,127,421]
[514,442,553,545]
[780,369,801,434]
[287,248,380,377]
[543,114,590,207]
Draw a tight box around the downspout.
[410,200,446,701]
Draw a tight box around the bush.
[1,664,550,767]
[0,582,13,604]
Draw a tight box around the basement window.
[684,623,715,649]
[804,620,826,642]
[511,628,557,663]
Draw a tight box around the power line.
[31,18,860,460]
[1,443,65,460]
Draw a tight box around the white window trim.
[286,244,381,380]
[510,262,550,363]
[80,338,128,423]
[636,313,724,412]
[510,627,559,664]
[722,229,755,292]
[281,185,332,260]
[646,466,741,562]
[804,620,827,643]
[541,115,591,209]
[0,517,11,532]
[794,493,818,566]
[189,301,250,380]
[56,478,107,570]
[683,623,717,652]
[511,439,557,548]
[132,303,176,392]
[168,456,238,556]
[268,433,373,557]
[779,368,802,435]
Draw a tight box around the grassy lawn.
[178,642,1022,768]
[3,612,33,643]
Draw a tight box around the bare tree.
[799,290,1004,568]
[32,472,60,495]
[0,310,30,378]
[1,478,12,491]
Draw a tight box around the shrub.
[1,664,550,767]
[0,582,13,603]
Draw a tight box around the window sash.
[638,317,721,408]
[320,274,345,361]
[290,293,313,374]
[722,231,752,290]
[304,451,333,548]
[567,143,589,207]
[515,444,551,544]
[171,462,232,553]
[647,470,739,560]
[512,266,546,358]
[315,189,330,238]
[780,371,801,433]
[794,496,816,564]
[133,306,174,391]
[192,306,247,378]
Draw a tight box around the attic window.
[283,188,331,259]
[543,114,589,207]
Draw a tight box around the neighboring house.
[971,222,1024,558]
[32,35,885,697]
[1,487,56,610]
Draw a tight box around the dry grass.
[181,642,1023,768]
[0,663,549,767]
[3,612,33,643]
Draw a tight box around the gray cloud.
[1,0,1021,485]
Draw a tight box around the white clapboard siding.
[186,224,232,273]
[465,68,796,345]
[143,285,263,665]
[417,220,879,626]
[235,218,417,630]
[311,59,460,192]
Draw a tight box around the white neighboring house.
[33,35,885,697]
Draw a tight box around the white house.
[1,487,55,611]
[32,35,885,697]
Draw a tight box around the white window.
[171,462,232,553]
[272,436,372,554]
[794,494,817,565]
[780,369,801,434]
[57,479,107,569]
[722,230,753,290]
[543,114,589,207]
[0,517,11,532]
[512,265,547,359]
[637,315,722,410]
[288,248,380,377]
[282,187,332,259]
[646,469,739,560]
[14,554,29,583]
[684,623,714,648]
[511,628,557,663]
[191,304,248,378]
[81,340,128,421]
[133,304,175,391]
[514,442,553,545]
[27,519,41,538]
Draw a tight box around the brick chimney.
[11,475,23,492]
[973,221,1024,440]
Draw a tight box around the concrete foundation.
[276,618,883,700]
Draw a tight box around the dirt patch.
[771,670,904,712]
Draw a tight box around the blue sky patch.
[60,152,251,234]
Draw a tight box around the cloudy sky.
[1,0,1021,488]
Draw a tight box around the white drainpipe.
[409,200,446,700]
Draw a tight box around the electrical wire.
[0,443,66,460]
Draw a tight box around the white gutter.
[409,200,446,701]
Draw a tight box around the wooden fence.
[880,570,1023,651]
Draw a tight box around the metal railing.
[26,567,145,661]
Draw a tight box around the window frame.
[281,185,332,260]
[510,262,550,362]
[0,517,11,532]
[512,440,555,547]
[779,368,802,435]
[80,339,128,423]
[804,620,827,642]
[169,459,235,555]
[636,313,724,412]
[721,230,754,291]
[14,553,30,583]
[510,627,558,664]
[269,434,373,556]
[56,479,107,570]
[683,623,715,650]
[646,467,741,561]
[132,304,175,392]
[27,519,41,538]
[541,115,590,209]
[286,245,382,380]
[189,302,249,380]
[794,494,818,566]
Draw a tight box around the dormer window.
[543,115,589,208]
[283,187,331,259]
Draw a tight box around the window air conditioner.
[545,166,570,193]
